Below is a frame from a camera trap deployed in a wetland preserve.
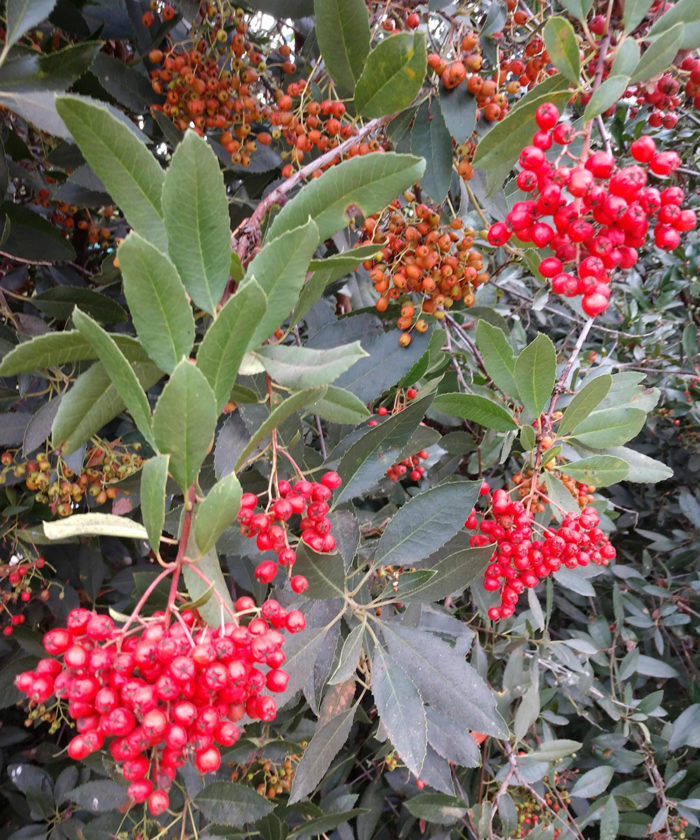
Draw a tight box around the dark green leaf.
[140,454,169,553]
[152,359,218,492]
[514,333,556,418]
[52,361,162,454]
[254,342,367,390]
[55,95,167,250]
[4,0,57,53]
[194,471,242,554]
[72,308,154,447]
[514,684,540,741]
[0,203,75,261]
[289,810,368,838]
[543,17,580,83]
[559,456,629,487]
[90,52,156,112]
[289,705,356,803]
[118,232,195,374]
[426,707,481,767]
[0,331,147,375]
[558,374,612,436]
[68,780,127,813]
[334,395,432,504]
[382,623,507,737]
[411,98,452,203]
[329,624,365,684]
[438,85,477,145]
[195,782,274,826]
[475,320,518,398]
[404,793,467,824]
[243,218,319,349]
[600,795,620,840]
[584,75,631,121]
[273,626,330,710]
[669,704,700,750]
[196,280,267,412]
[570,766,614,799]
[0,89,72,138]
[162,131,231,314]
[354,32,426,118]
[569,407,646,449]
[0,42,100,92]
[235,387,327,470]
[292,542,345,599]
[433,393,518,431]
[268,153,425,243]
[29,287,127,323]
[402,544,495,603]
[375,478,481,567]
[314,0,370,92]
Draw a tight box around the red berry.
[290,575,308,594]
[534,102,559,130]
[148,790,169,816]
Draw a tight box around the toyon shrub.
[0,1,698,839]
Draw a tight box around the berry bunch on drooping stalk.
[487,102,697,317]
[15,602,304,817]
[359,200,488,346]
[271,82,386,180]
[238,471,343,589]
[367,389,430,484]
[466,487,615,620]
[1,552,51,635]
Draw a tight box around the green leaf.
[329,624,365,684]
[543,17,580,83]
[310,385,371,425]
[290,543,345,599]
[243,219,319,349]
[0,42,100,92]
[433,393,518,431]
[411,98,452,203]
[559,456,629,487]
[570,765,614,799]
[118,232,195,374]
[472,75,571,193]
[570,407,646,449]
[0,202,75,261]
[52,361,162,454]
[269,153,425,243]
[623,0,655,32]
[600,795,620,840]
[182,539,235,628]
[0,89,72,138]
[584,75,631,121]
[426,707,480,768]
[273,626,330,710]
[520,740,582,762]
[161,131,231,314]
[404,793,467,824]
[235,387,327,470]
[254,342,368,390]
[289,705,356,803]
[195,782,274,826]
[557,0,593,21]
[196,280,267,412]
[632,23,685,82]
[604,446,673,483]
[314,0,370,92]
[4,0,57,54]
[354,32,426,118]
[475,320,518,398]
[55,95,167,251]
[334,395,432,504]
[194,472,242,554]
[514,684,540,741]
[636,655,678,678]
[558,374,612,436]
[152,359,218,493]
[543,473,580,520]
[72,308,155,448]
[514,333,556,418]
[520,424,536,452]
[611,39,641,76]
[307,242,384,276]
[30,287,127,324]
[140,454,169,553]
[375,478,481,567]
[289,811,368,839]
[669,704,700,750]
[0,331,147,375]
[43,513,148,541]
[438,85,477,145]
[382,623,507,738]
[373,646,427,778]
[646,0,700,49]
[400,544,495,603]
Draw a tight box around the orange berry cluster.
[511,469,595,512]
[148,9,293,166]
[272,81,385,178]
[0,442,142,517]
[359,199,488,345]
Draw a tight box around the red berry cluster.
[630,58,700,126]
[487,103,697,317]
[386,449,429,483]
[1,554,48,635]
[466,488,615,620]
[237,471,343,586]
[16,604,302,815]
